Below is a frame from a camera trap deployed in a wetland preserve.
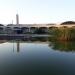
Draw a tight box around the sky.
[0,0,75,24]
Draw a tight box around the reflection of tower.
[16,14,19,25]
[17,41,20,52]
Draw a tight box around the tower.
[16,14,19,25]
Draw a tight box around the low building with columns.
[0,22,74,34]
[0,14,75,34]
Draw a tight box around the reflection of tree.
[49,41,75,52]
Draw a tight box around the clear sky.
[0,0,75,24]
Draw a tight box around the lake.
[0,37,75,75]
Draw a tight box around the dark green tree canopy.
[61,21,75,25]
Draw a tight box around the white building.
[0,14,75,34]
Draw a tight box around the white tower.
[16,14,19,25]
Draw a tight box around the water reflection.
[0,40,7,44]
[0,37,49,53]
[1,37,75,75]
[49,41,75,52]
[16,41,20,52]
[1,37,75,52]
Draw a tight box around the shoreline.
[0,34,51,39]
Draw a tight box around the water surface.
[0,38,75,75]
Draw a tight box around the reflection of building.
[0,40,7,44]
[0,14,75,34]
[17,41,20,52]
[12,39,20,53]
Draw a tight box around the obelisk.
[16,14,19,25]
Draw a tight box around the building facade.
[0,14,75,34]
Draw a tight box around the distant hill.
[61,21,75,25]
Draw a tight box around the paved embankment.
[0,34,51,39]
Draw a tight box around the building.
[16,14,19,25]
[0,14,75,34]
